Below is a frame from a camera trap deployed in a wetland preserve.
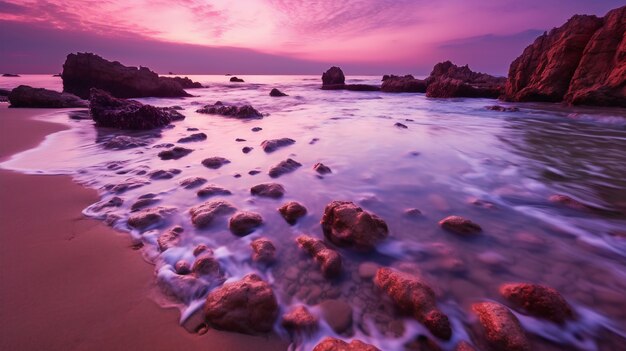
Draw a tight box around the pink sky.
[0,0,622,74]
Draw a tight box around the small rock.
[248,170,261,176]
[278,201,307,225]
[158,146,193,160]
[321,201,388,251]
[229,211,263,236]
[236,138,246,142]
[250,237,276,263]
[296,235,342,278]
[499,283,574,324]
[201,157,231,169]
[158,226,184,251]
[148,168,181,180]
[282,305,318,332]
[192,252,222,277]
[189,200,236,228]
[404,208,422,217]
[127,206,175,230]
[270,88,288,97]
[175,260,191,275]
[251,183,285,198]
[261,138,295,152]
[313,162,332,174]
[103,135,149,150]
[196,184,232,198]
[242,146,253,153]
[179,176,207,189]
[269,158,302,178]
[196,102,262,119]
[130,197,160,211]
[229,76,244,82]
[177,132,207,143]
[251,127,262,132]
[471,302,530,351]
[193,244,210,256]
[438,216,482,235]
[395,122,408,129]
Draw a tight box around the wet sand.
[0,105,287,351]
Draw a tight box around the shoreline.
[0,105,287,351]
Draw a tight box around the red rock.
[191,252,221,277]
[281,305,318,332]
[321,201,389,251]
[228,211,263,236]
[174,260,191,275]
[251,183,285,198]
[312,337,380,351]
[203,274,278,334]
[296,235,342,278]
[500,283,574,324]
[268,158,302,178]
[189,200,236,228]
[250,237,276,263]
[374,267,452,340]
[438,216,482,235]
[157,225,184,251]
[425,61,505,98]
[278,201,307,225]
[472,302,530,351]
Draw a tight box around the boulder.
[8,85,87,108]
[261,138,295,152]
[438,216,482,235]
[127,206,175,230]
[322,66,346,88]
[251,183,285,198]
[157,146,193,160]
[281,305,318,332]
[278,201,307,225]
[203,274,278,334]
[89,88,184,130]
[201,157,231,169]
[471,302,530,351]
[500,283,574,324]
[268,158,302,178]
[62,52,193,98]
[374,268,452,340]
[321,201,389,251]
[381,75,427,93]
[189,200,237,228]
[270,88,288,97]
[425,61,505,98]
[296,235,342,278]
[157,226,184,251]
[312,337,380,351]
[228,211,263,236]
[177,132,207,143]
[196,184,231,197]
[250,237,276,263]
[196,102,263,119]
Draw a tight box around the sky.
[0,0,622,75]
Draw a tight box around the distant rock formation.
[62,53,199,99]
[504,6,625,107]
[321,67,380,91]
[425,61,506,98]
[381,75,427,93]
[8,85,87,108]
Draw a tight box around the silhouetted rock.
[229,77,244,82]
[196,102,263,119]
[472,302,530,351]
[229,211,263,236]
[251,183,285,198]
[486,105,519,112]
[62,52,193,98]
[204,274,278,334]
[2,73,19,77]
[250,237,276,263]
[177,132,207,143]
[189,200,236,228]
[201,157,231,169]
[381,75,427,93]
[103,135,149,150]
[89,88,184,129]
[278,201,307,225]
[500,283,574,324]
[296,235,342,278]
[8,85,87,108]
[261,138,295,152]
[321,66,345,88]
[270,88,288,96]
[269,158,302,178]
[321,201,389,251]
[158,146,193,160]
[425,61,505,98]
[313,337,379,351]
[313,163,332,174]
[438,215,482,235]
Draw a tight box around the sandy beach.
[0,105,287,351]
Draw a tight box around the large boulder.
[62,52,194,98]
[425,61,505,98]
[381,75,427,93]
[89,88,184,130]
[471,302,530,351]
[8,85,87,108]
[321,201,388,251]
[203,274,278,334]
[374,268,452,340]
[499,283,574,324]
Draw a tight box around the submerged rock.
[261,138,296,152]
[203,274,278,334]
[438,215,482,235]
[278,201,307,225]
[251,183,285,198]
[157,146,193,160]
[201,157,231,169]
[103,135,150,150]
[250,237,276,264]
[130,197,160,211]
[269,158,302,178]
[148,168,181,180]
[179,176,207,189]
[471,302,530,351]
[157,225,184,251]
[189,200,237,228]
[548,194,589,211]
[296,235,342,278]
[321,201,389,251]
[374,268,452,340]
[486,105,519,112]
[127,206,175,230]
[62,52,192,99]
[500,283,574,324]
[90,88,184,130]
[395,122,408,129]
[312,337,379,351]
[270,88,288,97]
[196,102,263,119]
[229,211,263,236]
[177,132,207,143]
[8,85,87,108]
[281,305,318,333]
[103,177,150,193]
[381,75,427,93]
[196,184,231,197]
[313,162,332,174]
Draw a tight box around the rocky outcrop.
[500,283,574,324]
[62,52,194,98]
[203,274,278,334]
[89,89,184,129]
[313,338,380,351]
[321,201,388,251]
[321,67,380,91]
[8,85,87,108]
[472,302,530,351]
[381,75,427,93]
[505,6,625,106]
[425,61,505,98]
[296,235,342,278]
[374,268,452,340]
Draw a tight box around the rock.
[321,201,389,251]
[261,138,295,152]
[161,76,202,89]
[548,194,589,211]
[250,237,276,263]
[404,208,422,217]
[282,306,318,332]
[500,283,574,324]
[192,251,222,277]
[196,102,262,119]
[425,61,505,98]
[242,146,253,154]
[269,158,302,178]
[471,302,530,351]
[235,138,246,142]
[89,88,184,130]
[374,268,452,340]
[174,260,191,275]
[248,170,261,175]
[438,216,482,235]
[189,200,237,228]
[130,197,160,211]
[157,271,207,303]
[193,244,209,256]
[179,176,207,189]
[486,105,519,112]
[127,206,175,230]
[229,211,263,236]
[319,300,353,334]
[148,168,181,180]
[313,338,380,351]
[296,235,342,278]
[62,52,192,99]
[103,177,149,193]
[322,66,346,88]
[8,85,87,108]
[201,157,231,169]
[177,133,207,143]
[103,135,149,149]
[270,88,288,97]
[157,226,184,251]
[203,274,278,334]
[278,201,307,225]
[229,77,244,82]
[313,163,332,174]
[381,75,427,93]
[251,183,285,198]
[196,184,231,197]
[92,196,123,212]
[2,73,19,77]
[395,122,408,129]
[158,146,193,160]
